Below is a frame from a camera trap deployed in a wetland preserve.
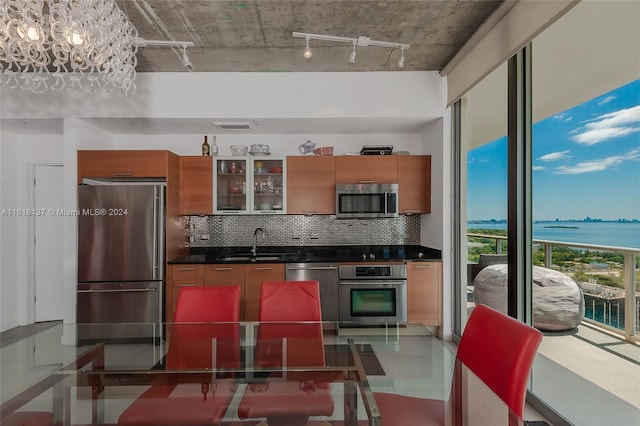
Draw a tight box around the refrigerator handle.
[153,186,165,281]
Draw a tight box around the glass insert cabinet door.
[252,158,285,214]
[214,157,249,213]
[213,157,286,214]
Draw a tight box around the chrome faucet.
[251,227,264,256]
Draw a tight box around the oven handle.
[338,280,407,286]
[78,288,158,293]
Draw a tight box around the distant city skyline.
[467,79,640,221]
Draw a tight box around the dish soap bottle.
[202,135,210,156]
[210,135,218,156]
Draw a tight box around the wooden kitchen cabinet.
[398,155,431,214]
[77,150,171,183]
[204,264,245,317]
[244,263,285,322]
[168,264,204,320]
[406,261,442,326]
[335,156,397,184]
[179,156,213,215]
[286,156,336,214]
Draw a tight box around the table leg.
[344,371,357,426]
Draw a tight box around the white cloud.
[571,105,640,145]
[532,166,545,171]
[555,148,640,174]
[597,96,616,106]
[539,150,570,162]
[553,112,573,122]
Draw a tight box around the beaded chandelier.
[0,0,138,94]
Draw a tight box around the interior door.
[34,165,64,322]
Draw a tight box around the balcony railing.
[467,233,639,342]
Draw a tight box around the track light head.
[181,44,193,71]
[398,47,405,68]
[348,41,356,64]
[303,36,312,59]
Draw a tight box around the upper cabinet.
[179,156,213,215]
[335,156,397,184]
[287,156,336,215]
[214,157,286,214]
[398,155,431,214]
[77,150,171,183]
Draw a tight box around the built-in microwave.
[335,183,398,218]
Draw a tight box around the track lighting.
[398,47,405,68]
[303,36,312,59]
[181,44,193,72]
[135,39,195,71]
[349,41,357,64]
[293,32,409,68]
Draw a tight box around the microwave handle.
[386,192,398,214]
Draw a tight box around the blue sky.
[467,79,640,221]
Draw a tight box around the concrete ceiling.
[119,0,505,73]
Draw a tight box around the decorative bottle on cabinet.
[202,135,210,156]
[210,135,218,156]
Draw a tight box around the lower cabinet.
[169,263,284,322]
[406,261,442,326]
[169,265,204,320]
[244,264,285,322]
[204,264,246,318]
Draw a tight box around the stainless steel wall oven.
[338,264,407,325]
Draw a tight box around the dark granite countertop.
[168,245,441,264]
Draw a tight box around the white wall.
[1,71,448,328]
[0,131,64,331]
[3,72,445,120]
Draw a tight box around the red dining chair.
[237,281,334,425]
[118,286,241,426]
[373,304,543,425]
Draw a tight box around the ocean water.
[467,221,640,250]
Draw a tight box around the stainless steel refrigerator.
[77,183,164,344]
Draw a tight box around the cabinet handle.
[403,209,421,214]
[177,283,197,287]
[302,211,319,215]
[414,265,433,269]
[358,180,375,184]
[177,267,196,271]
[214,267,234,271]
[112,172,133,176]
[255,267,273,271]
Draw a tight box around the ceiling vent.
[212,121,258,132]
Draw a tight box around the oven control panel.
[355,266,391,277]
[338,264,406,280]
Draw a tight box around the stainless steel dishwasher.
[285,263,339,321]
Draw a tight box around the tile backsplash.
[188,215,420,247]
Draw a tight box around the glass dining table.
[1,322,524,426]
